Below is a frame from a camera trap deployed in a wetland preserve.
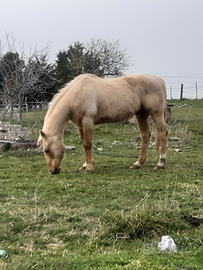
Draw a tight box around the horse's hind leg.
[152,114,167,169]
[79,116,95,172]
[130,110,151,169]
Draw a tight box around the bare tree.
[17,53,56,122]
[0,51,22,121]
[0,35,57,123]
[86,39,133,77]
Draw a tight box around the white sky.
[1,0,203,99]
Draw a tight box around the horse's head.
[38,130,65,174]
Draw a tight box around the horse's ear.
[40,130,47,139]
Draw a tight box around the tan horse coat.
[38,73,167,174]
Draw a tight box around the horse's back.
[72,73,166,99]
[51,73,167,126]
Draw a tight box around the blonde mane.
[45,83,70,118]
[46,74,98,118]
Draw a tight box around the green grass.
[0,99,203,269]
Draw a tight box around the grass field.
[0,99,203,269]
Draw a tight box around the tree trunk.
[18,94,23,124]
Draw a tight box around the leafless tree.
[86,39,133,78]
[0,34,57,123]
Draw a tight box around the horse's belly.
[94,110,134,124]
[93,95,139,124]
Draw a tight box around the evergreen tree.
[55,42,103,87]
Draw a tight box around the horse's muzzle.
[50,168,61,174]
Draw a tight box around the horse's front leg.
[79,117,95,172]
[130,112,150,169]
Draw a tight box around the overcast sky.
[1,0,203,98]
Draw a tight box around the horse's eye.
[44,149,49,154]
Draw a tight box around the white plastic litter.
[158,235,177,252]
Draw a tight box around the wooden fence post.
[180,84,183,100]
[170,86,173,100]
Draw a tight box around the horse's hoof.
[154,165,164,169]
[79,162,87,170]
[130,161,141,169]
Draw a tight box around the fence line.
[167,83,203,99]
[0,102,49,113]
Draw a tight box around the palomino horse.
[38,73,167,174]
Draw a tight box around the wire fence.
[166,85,203,100]
[161,75,203,99]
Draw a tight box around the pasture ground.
[0,99,203,269]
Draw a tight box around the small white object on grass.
[158,235,177,252]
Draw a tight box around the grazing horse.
[38,73,167,174]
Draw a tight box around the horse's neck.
[43,87,71,136]
[43,111,68,136]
